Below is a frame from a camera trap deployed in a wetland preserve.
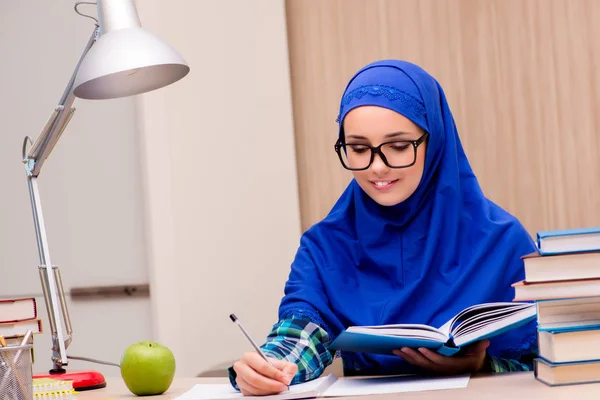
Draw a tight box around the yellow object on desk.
[33,378,77,399]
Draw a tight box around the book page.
[347,326,447,342]
[453,306,536,347]
[322,374,470,397]
[446,303,531,335]
[452,307,527,336]
[347,324,446,341]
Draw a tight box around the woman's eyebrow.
[346,131,413,140]
[384,131,413,139]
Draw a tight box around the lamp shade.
[73,27,190,100]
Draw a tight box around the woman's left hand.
[393,339,490,375]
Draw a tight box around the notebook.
[175,374,336,400]
[174,373,470,399]
[329,302,536,356]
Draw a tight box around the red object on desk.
[33,370,106,391]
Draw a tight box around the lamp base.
[34,369,107,391]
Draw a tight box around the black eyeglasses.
[334,132,428,171]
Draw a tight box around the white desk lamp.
[22,0,189,390]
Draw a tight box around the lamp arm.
[22,24,99,372]
[27,25,99,177]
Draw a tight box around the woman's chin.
[368,191,411,207]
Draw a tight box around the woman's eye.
[349,145,369,154]
[390,143,411,151]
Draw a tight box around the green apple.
[120,341,176,396]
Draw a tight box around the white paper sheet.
[174,384,242,400]
[321,374,470,397]
[174,375,334,400]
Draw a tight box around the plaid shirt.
[229,317,532,389]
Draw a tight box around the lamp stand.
[22,24,107,391]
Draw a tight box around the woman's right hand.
[233,352,298,396]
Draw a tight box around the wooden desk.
[78,372,600,399]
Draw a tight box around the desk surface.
[78,372,600,399]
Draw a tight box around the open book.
[329,302,536,356]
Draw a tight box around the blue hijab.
[278,60,537,375]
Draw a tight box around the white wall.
[0,1,151,377]
[135,0,302,377]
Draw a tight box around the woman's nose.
[370,153,389,175]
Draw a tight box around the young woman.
[229,60,537,396]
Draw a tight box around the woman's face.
[342,106,427,206]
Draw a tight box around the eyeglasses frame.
[334,132,429,171]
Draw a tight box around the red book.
[0,297,37,323]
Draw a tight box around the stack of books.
[512,227,600,386]
[0,297,42,349]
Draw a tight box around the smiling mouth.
[370,180,399,190]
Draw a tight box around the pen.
[19,330,33,346]
[229,313,275,367]
[230,313,290,390]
